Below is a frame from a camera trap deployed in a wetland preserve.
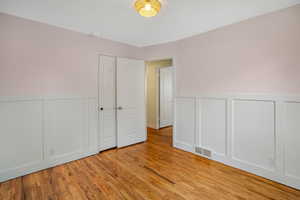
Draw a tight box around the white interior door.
[98,55,117,151]
[159,67,174,128]
[117,58,146,148]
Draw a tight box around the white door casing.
[116,58,146,148]
[159,67,174,128]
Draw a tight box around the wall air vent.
[195,147,212,158]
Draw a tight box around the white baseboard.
[147,123,157,129]
[174,141,194,153]
[99,137,117,151]
[193,152,300,190]
[175,95,300,190]
[0,96,98,183]
[0,150,98,183]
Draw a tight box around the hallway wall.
[146,59,172,129]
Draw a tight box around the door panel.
[98,55,117,151]
[159,67,173,128]
[117,58,146,148]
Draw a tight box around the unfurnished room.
[0,0,300,199]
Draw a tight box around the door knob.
[117,106,123,110]
[98,106,104,111]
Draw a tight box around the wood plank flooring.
[1,127,300,200]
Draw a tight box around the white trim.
[156,67,160,129]
[96,53,143,62]
[174,94,300,190]
[0,96,97,102]
[0,96,98,182]
[177,93,300,102]
[0,150,97,183]
[172,57,177,146]
[210,153,300,190]
[174,141,195,153]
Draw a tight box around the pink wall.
[0,13,143,97]
[144,5,300,96]
[1,5,300,97]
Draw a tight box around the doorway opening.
[146,59,174,146]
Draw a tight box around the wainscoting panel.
[284,102,300,181]
[0,97,98,182]
[199,98,227,156]
[174,97,196,152]
[232,100,276,171]
[175,94,300,189]
[0,100,43,174]
[44,99,87,161]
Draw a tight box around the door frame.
[145,56,177,147]
[97,53,147,151]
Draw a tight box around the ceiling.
[0,0,299,47]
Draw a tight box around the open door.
[159,67,174,128]
[116,58,146,148]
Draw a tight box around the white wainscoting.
[199,98,227,157]
[0,96,98,182]
[174,97,196,153]
[0,100,43,177]
[233,100,276,172]
[283,101,300,187]
[175,94,300,189]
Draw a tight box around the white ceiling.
[0,0,299,47]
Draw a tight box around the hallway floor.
[1,127,299,200]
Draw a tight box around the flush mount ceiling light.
[134,0,161,18]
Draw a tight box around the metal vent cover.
[195,147,212,158]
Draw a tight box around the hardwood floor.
[1,127,300,200]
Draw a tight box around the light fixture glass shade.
[135,0,161,17]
